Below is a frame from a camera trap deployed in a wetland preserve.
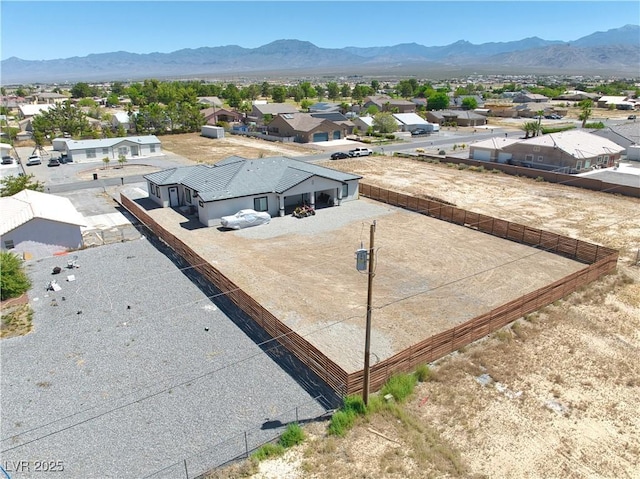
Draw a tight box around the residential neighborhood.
[1,23,639,479]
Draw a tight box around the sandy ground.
[217,156,640,479]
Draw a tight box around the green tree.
[427,92,449,110]
[261,81,271,98]
[326,82,340,101]
[106,93,120,107]
[370,80,380,92]
[70,82,94,98]
[578,99,593,128]
[118,154,127,168]
[373,112,397,134]
[0,174,45,197]
[314,84,325,101]
[271,86,287,103]
[366,105,379,115]
[102,156,110,169]
[340,83,351,98]
[0,252,32,301]
[300,99,313,111]
[461,97,478,110]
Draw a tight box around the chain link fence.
[144,395,333,479]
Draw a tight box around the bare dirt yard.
[159,132,319,164]
[212,156,640,479]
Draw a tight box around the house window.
[342,184,349,198]
[597,156,603,164]
[4,239,14,249]
[102,148,109,155]
[576,161,582,170]
[533,146,540,152]
[199,200,204,208]
[150,144,156,153]
[118,147,127,156]
[156,186,161,198]
[525,154,533,161]
[254,196,268,212]
[537,156,544,163]
[86,149,96,158]
[185,189,192,203]
[150,184,156,195]
[604,155,609,164]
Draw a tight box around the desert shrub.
[457,163,468,170]
[535,176,545,182]
[438,150,446,155]
[0,252,31,301]
[279,423,305,448]
[381,373,418,403]
[583,122,605,129]
[328,409,356,437]
[252,442,284,461]
[491,169,502,174]
[415,364,432,382]
[343,394,367,416]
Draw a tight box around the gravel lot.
[1,238,335,478]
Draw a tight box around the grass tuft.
[381,373,418,403]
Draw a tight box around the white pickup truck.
[348,147,373,157]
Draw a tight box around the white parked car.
[220,209,271,230]
[26,155,42,166]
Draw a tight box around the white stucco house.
[0,190,86,259]
[52,135,162,163]
[144,156,362,227]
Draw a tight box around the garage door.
[313,132,329,142]
[333,131,341,140]
[472,149,491,161]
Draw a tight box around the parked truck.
[348,147,373,157]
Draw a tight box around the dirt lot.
[218,156,640,478]
[159,132,319,163]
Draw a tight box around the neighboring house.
[0,190,85,259]
[363,95,416,113]
[308,102,341,113]
[250,103,299,124]
[426,110,487,127]
[590,122,640,159]
[352,115,375,132]
[392,113,437,132]
[596,96,635,110]
[144,156,362,226]
[553,90,600,102]
[52,135,163,163]
[197,96,223,108]
[267,113,351,142]
[451,95,485,109]
[202,107,243,124]
[111,111,131,131]
[18,104,53,119]
[512,92,549,103]
[472,130,625,173]
[35,92,68,104]
[309,112,355,135]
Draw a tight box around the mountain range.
[1,24,638,84]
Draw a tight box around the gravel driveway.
[1,237,335,478]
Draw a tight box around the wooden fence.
[121,186,618,396]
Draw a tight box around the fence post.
[184,459,188,479]
[295,406,299,424]
[244,431,249,458]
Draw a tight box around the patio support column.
[310,192,315,208]
[278,195,285,217]
[337,187,343,206]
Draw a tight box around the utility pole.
[362,220,376,406]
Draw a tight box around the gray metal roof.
[144,156,361,202]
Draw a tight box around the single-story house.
[0,190,86,259]
[35,92,68,104]
[363,95,416,113]
[144,156,362,227]
[52,135,162,163]
[512,92,549,103]
[351,115,376,133]
[392,113,439,132]
[111,111,131,131]
[553,91,600,102]
[308,102,341,113]
[590,122,640,159]
[250,103,299,124]
[596,96,633,110]
[426,110,487,127]
[267,113,352,143]
[471,130,625,173]
[450,95,485,109]
[202,107,243,124]
[18,104,53,119]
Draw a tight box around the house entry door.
[169,187,179,207]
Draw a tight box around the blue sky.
[1,1,638,61]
